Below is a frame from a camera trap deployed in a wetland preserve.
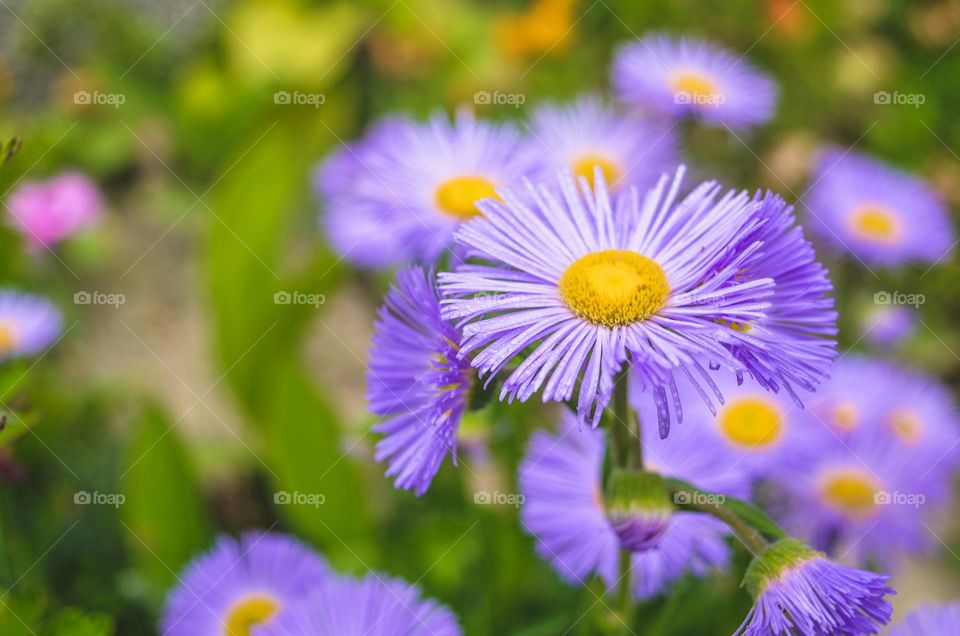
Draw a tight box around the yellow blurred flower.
[494,0,579,59]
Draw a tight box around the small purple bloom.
[255,573,461,636]
[863,304,916,348]
[611,33,777,129]
[736,539,894,635]
[440,167,835,432]
[528,94,679,191]
[519,414,748,599]
[7,172,102,247]
[314,110,541,269]
[775,356,960,569]
[888,602,960,636]
[804,148,954,267]
[160,531,327,635]
[368,267,473,496]
[0,290,62,360]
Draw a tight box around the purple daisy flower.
[888,602,960,635]
[519,413,749,599]
[0,290,62,360]
[804,149,954,267]
[774,358,959,568]
[6,171,102,247]
[611,33,777,130]
[315,110,541,269]
[639,372,825,479]
[862,304,916,348]
[255,573,461,636]
[736,539,893,635]
[160,531,328,635]
[528,94,679,192]
[368,267,473,496]
[440,168,835,431]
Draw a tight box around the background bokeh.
[0,0,959,633]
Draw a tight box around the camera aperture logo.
[273,91,325,108]
[673,490,725,506]
[873,91,925,108]
[274,290,326,307]
[74,490,125,508]
[73,91,125,108]
[674,91,726,107]
[74,290,125,307]
[874,491,925,508]
[474,491,524,508]
[274,490,325,508]
[473,91,525,108]
[873,290,924,308]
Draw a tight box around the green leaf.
[120,404,211,590]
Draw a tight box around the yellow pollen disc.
[829,401,858,432]
[0,322,18,355]
[558,250,669,327]
[820,470,881,517]
[889,409,922,444]
[671,70,718,99]
[434,175,498,219]
[572,154,623,190]
[224,594,280,636]
[718,397,783,448]
[848,203,900,243]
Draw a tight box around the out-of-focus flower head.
[315,110,540,269]
[7,172,102,248]
[887,602,960,636]
[0,291,62,361]
[804,148,954,267]
[611,33,778,130]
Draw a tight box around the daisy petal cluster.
[0,290,63,360]
[315,110,541,269]
[804,148,954,267]
[368,266,474,495]
[611,33,777,129]
[161,531,461,636]
[441,168,835,431]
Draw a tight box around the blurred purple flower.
[611,34,777,129]
[160,532,327,635]
[863,304,916,348]
[0,290,62,360]
[804,149,954,267]
[888,602,960,635]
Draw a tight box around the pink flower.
[7,172,102,247]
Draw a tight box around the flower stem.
[666,484,770,555]
[607,367,639,630]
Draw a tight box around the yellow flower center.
[848,203,900,243]
[889,409,922,444]
[820,469,881,518]
[829,401,858,432]
[0,321,18,355]
[224,594,280,636]
[671,70,718,100]
[434,175,498,219]
[558,250,669,327]
[718,397,783,448]
[572,154,623,190]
